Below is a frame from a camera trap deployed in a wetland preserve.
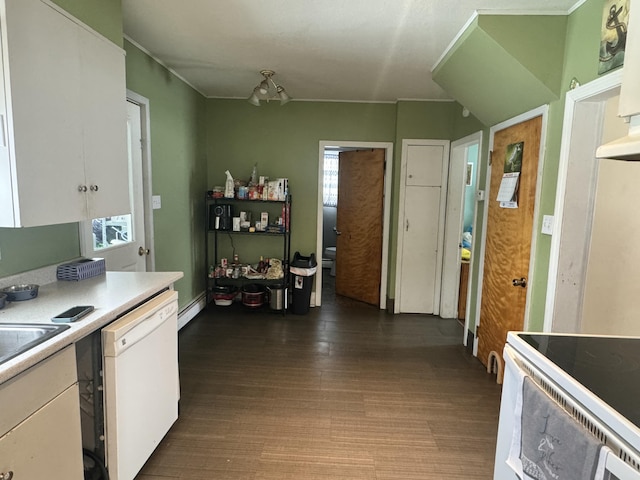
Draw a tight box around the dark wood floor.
[136,273,501,479]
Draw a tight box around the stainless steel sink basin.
[0,324,70,364]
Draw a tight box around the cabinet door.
[80,26,130,219]
[3,0,85,226]
[0,384,84,478]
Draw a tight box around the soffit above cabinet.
[431,13,568,126]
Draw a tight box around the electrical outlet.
[542,215,554,235]
[152,195,161,210]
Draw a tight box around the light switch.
[152,195,161,210]
[542,215,554,235]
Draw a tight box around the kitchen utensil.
[241,284,265,308]
[212,285,238,306]
[2,284,39,301]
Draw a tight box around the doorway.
[316,141,393,308]
[79,92,155,272]
[544,70,624,333]
[441,132,482,322]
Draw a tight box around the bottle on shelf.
[258,256,265,273]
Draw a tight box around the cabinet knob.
[78,185,87,192]
[0,471,14,480]
[138,246,150,256]
[90,184,99,192]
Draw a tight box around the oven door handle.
[606,453,640,480]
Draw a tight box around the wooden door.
[335,149,384,305]
[398,143,447,313]
[477,115,542,370]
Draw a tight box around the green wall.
[50,0,123,46]
[125,41,208,309]
[207,99,396,286]
[207,99,484,301]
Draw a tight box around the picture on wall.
[598,0,630,74]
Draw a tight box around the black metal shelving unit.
[205,193,291,313]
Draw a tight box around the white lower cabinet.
[0,346,83,478]
[0,385,83,478]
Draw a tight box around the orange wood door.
[477,115,542,370]
[335,149,384,305]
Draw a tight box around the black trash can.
[290,252,317,315]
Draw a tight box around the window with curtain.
[323,151,339,207]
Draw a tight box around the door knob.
[90,184,99,191]
[138,246,150,256]
[512,277,527,288]
[78,185,87,192]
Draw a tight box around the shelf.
[206,197,288,204]
[205,192,291,314]
[207,229,287,236]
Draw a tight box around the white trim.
[178,292,206,330]
[543,70,623,332]
[568,0,589,15]
[395,139,450,315]
[447,131,483,345]
[474,105,548,355]
[316,141,393,309]
[126,90,157,272]
[432,11,478,72]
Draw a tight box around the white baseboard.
[178,292,206,330]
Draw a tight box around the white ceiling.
[122,0,581,103]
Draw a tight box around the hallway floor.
[136,275,501,479]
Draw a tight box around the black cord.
[83,448,109,480]
[227,232,236,259]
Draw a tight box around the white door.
[396,140,449,314]
[80,100,148,271]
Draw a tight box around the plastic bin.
[290,252,317,315]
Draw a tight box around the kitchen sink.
[0,324,70,365]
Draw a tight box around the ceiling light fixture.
[247,70,292,106]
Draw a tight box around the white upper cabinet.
[620,5,640,118]
[0,0,129,227]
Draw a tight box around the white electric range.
[494,332,640,480]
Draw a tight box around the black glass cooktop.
[519,334,640,429]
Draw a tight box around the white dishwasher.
[102,289,179,480]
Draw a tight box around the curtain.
[323,151,339,207]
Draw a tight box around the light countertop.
[0,271,183,384]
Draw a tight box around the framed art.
[598,0,630,74]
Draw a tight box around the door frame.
[473,105,548,355]
[395,139,450,314]
[441,131,482,320]
[543,70,623,332]
[126,91,156,272]
[316,141,393,309]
